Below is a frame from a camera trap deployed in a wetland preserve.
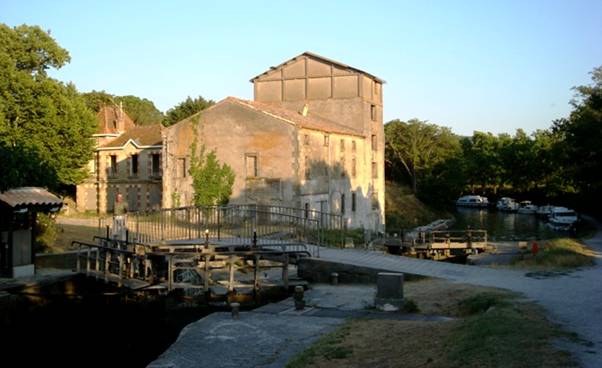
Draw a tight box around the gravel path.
[318,218,602,367]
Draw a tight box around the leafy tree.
[82,91,164,125]
[164,96,214,126]
[114,95,164,125]
[553,66,602,198]
[188,122,235,206]
[385,119,460,193]
[0,24,96,191]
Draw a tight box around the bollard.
[330,272,339,286]
[375,272,404,312]
[294,285,305,310]
[231,302,240,319]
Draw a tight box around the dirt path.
[318,219,602,367]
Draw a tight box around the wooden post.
[228,256,235,291]
[86,248,91,276]
[76,244,81,273]
[167,255,173,292]
[95,249,100,280]
[282,254,289,290]
[217,207,221,241]
[253,255,260,293]
[204,255,210,291]
[118,253,124,287]
[104,250,110,283]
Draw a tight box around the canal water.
[451,207,561,241]
[0,275,286,367]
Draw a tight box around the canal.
[0,274,285,367]
[451,207,564,241]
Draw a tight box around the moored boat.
[547,207,578,231]
[497,197,519,212]
[456,195,489,208]
[517,201,538,214]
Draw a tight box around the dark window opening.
[324,135,329,147]
[304,203,309,219]
[305,156,310,180]
[371,105,376,121]
[246,154,258,177]
[341,194,345,214]
[351,158,356,178]
[372,134,377,151]
[372,161,378,179]
[304,134,309,145]
[352,192,356,212]
[151,154,161,176]
[131,154,139,176]
[177,158,187,178]
[110,155,117,175]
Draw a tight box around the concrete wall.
[162,100,299,208]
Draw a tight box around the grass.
[49,223,102,253]
[511,238,596,269]
[285,322,353,368]
[385,180,448,230]
[446,299,575,368]
[286,281,578,368]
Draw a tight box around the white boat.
[517,201,538,215]
[536,205,554,218]
[496,197,519,212]
[547,207,578,231]
[456,195,489,208]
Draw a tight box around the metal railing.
[98,204,347,256]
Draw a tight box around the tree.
[188,123,235,206]
[553,66,602,198]
[385,119,460,193]
[82,91,164,125]
[0,24,96,191]
[114,95,164,125]
[164,96,214,126]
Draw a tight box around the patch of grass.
[285,322,353,368]
[456,292,510,316]
[511,238,595,269]
[385,180,449,230]
[50,223,102,253]
[402,298,420,313]
[446,301,576,367]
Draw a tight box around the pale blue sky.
[1,0,601,135]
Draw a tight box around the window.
[340,157,346,177]
[371,134,377,151]
[131,154,139,176]
[110,155,117,175]
[246,154,258,177]
[341,194,345,214]
[352,140,356,153]
[371,105,377,121]
[352,192,356,212]
[177,157,187,178]
[324,135,329,147]
[151,154,161,176]
[304,156,310,180]
[372,191,379,210]
[372,161,378,179]
[340,139,345,152]
[304,203,309,219]
[351,158,356,178]
[304,134,309,145]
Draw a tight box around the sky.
[1,0,601,136]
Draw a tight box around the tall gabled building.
[163,52,385,231]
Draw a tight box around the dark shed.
[0,187,63,277]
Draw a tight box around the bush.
[34,213,58,253]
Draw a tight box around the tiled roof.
[100,124,163,149]
[0,187,63,208]
[250,51,385,83]
[95,105,136,134]
[225,97,364,137]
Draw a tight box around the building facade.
[163,52,385,231]
[76,106,163,213]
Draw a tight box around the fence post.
[217,207,221,241]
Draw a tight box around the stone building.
[163,52,385,231]
[76,105,163,213]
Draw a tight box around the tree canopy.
[0,24,96,191]
[164,96,214,126]
[82,90,164,125]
